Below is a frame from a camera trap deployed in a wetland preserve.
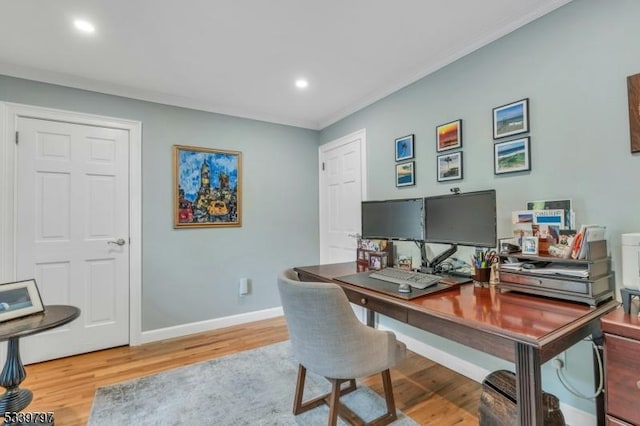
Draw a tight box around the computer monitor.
[424,189,497,248]
[361,198,424,241]
[423,190,497,271]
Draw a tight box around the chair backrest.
[277,269,373,378]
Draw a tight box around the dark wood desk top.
[0,305,80,342]
[296,262,619,360]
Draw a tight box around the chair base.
[293,364,398,426]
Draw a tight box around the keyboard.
[369,267,441,289]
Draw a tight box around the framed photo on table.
[0,279,44,322]
[436,119,462,152]
[493,98,529,139]
[522,236,539,255]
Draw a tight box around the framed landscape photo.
[0,279,44,322]
[493,98,529,139]
[522,236,539,255]
[395,161,415,187]
[436,119,462,152]
[494,137,531,175]
[437,151,463,182]
[628,73,640,153]
[174,145,242,228]
[395,134,414,161]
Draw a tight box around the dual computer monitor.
[361,189,497,249]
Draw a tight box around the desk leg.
[515,342,543,426]
[0,337,33,414]
[366,309,376,328]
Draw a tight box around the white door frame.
[0,102,143,345]
[318,128,368,263]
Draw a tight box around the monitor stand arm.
[419,244,458,274]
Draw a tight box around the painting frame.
[395,134,414,161]
[173,145,242,228]
[436,119,462,152]
[395,161,415,187]
[494,137,531,175]
[493,98,529,139]
[0,279,45,323]
[437,151,463,182]
[628,73,640,153]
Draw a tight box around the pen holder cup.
[474,267,491,284]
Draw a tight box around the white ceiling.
[0,0,571,130]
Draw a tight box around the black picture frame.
[436,151,463,182]
[493,98,529,139]
[436,119,462,152]
[395,161,415,187]
[494,137,531,175]
[395,134,414,161]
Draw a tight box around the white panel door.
[15,117,130,364]
[319,130,365,264]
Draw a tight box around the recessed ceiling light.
[74,19,95,34]
[295,79,308,89]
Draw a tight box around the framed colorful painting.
[494,137,531,175]
[173,145,242,228]
[436,151,463,182]
[436,119,462,152]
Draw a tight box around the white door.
[319,129,366,264]
[15,117,130,364]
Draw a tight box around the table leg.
[515,342,543,426]
[0,337,33,414]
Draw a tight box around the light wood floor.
[22,317,480,425]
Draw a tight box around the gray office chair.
[277,268,406,426]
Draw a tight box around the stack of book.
[570,225,606,259]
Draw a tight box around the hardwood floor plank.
[21,316,480,425]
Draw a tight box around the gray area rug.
[88,340,417,425]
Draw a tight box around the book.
[570,225,606,259]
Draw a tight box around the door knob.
[108,238,126,246]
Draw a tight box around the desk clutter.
[356,239,393,271]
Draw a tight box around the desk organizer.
[497,240,614,306]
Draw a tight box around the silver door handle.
[108,238,126,246]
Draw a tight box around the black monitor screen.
[424,190,497,248]
[361,198,424,241]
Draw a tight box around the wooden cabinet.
[602,305,640,425]
[497,241,614,306]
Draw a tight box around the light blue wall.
[0,74,320,330]
[320,0,640,415]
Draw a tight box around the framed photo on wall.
[436,119,462,152]
[395,134,414,161]
[395,161,415,187]
[0,279,44,323]
[493,98,529,139]
[494,137,531,175]
[437,151,463,182]
[173,145,242,228]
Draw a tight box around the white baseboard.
[138,307,284,345]
[383,326,596,426]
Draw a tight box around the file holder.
[620,288,640,314]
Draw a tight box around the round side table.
[0,305,80,421]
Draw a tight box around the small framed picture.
[368,252,387,271]
[437,151,463,182]
[494,137,531,175]
[0,279,45,322]
[493,98,529,139]
[436,119,462,152]
[521,236,539,255]
[395,134,414,161]
[396,161,415,187]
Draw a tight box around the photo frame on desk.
[521,236,539,255]
[0,279,45,323]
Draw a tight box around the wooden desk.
[295,262,618,426]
